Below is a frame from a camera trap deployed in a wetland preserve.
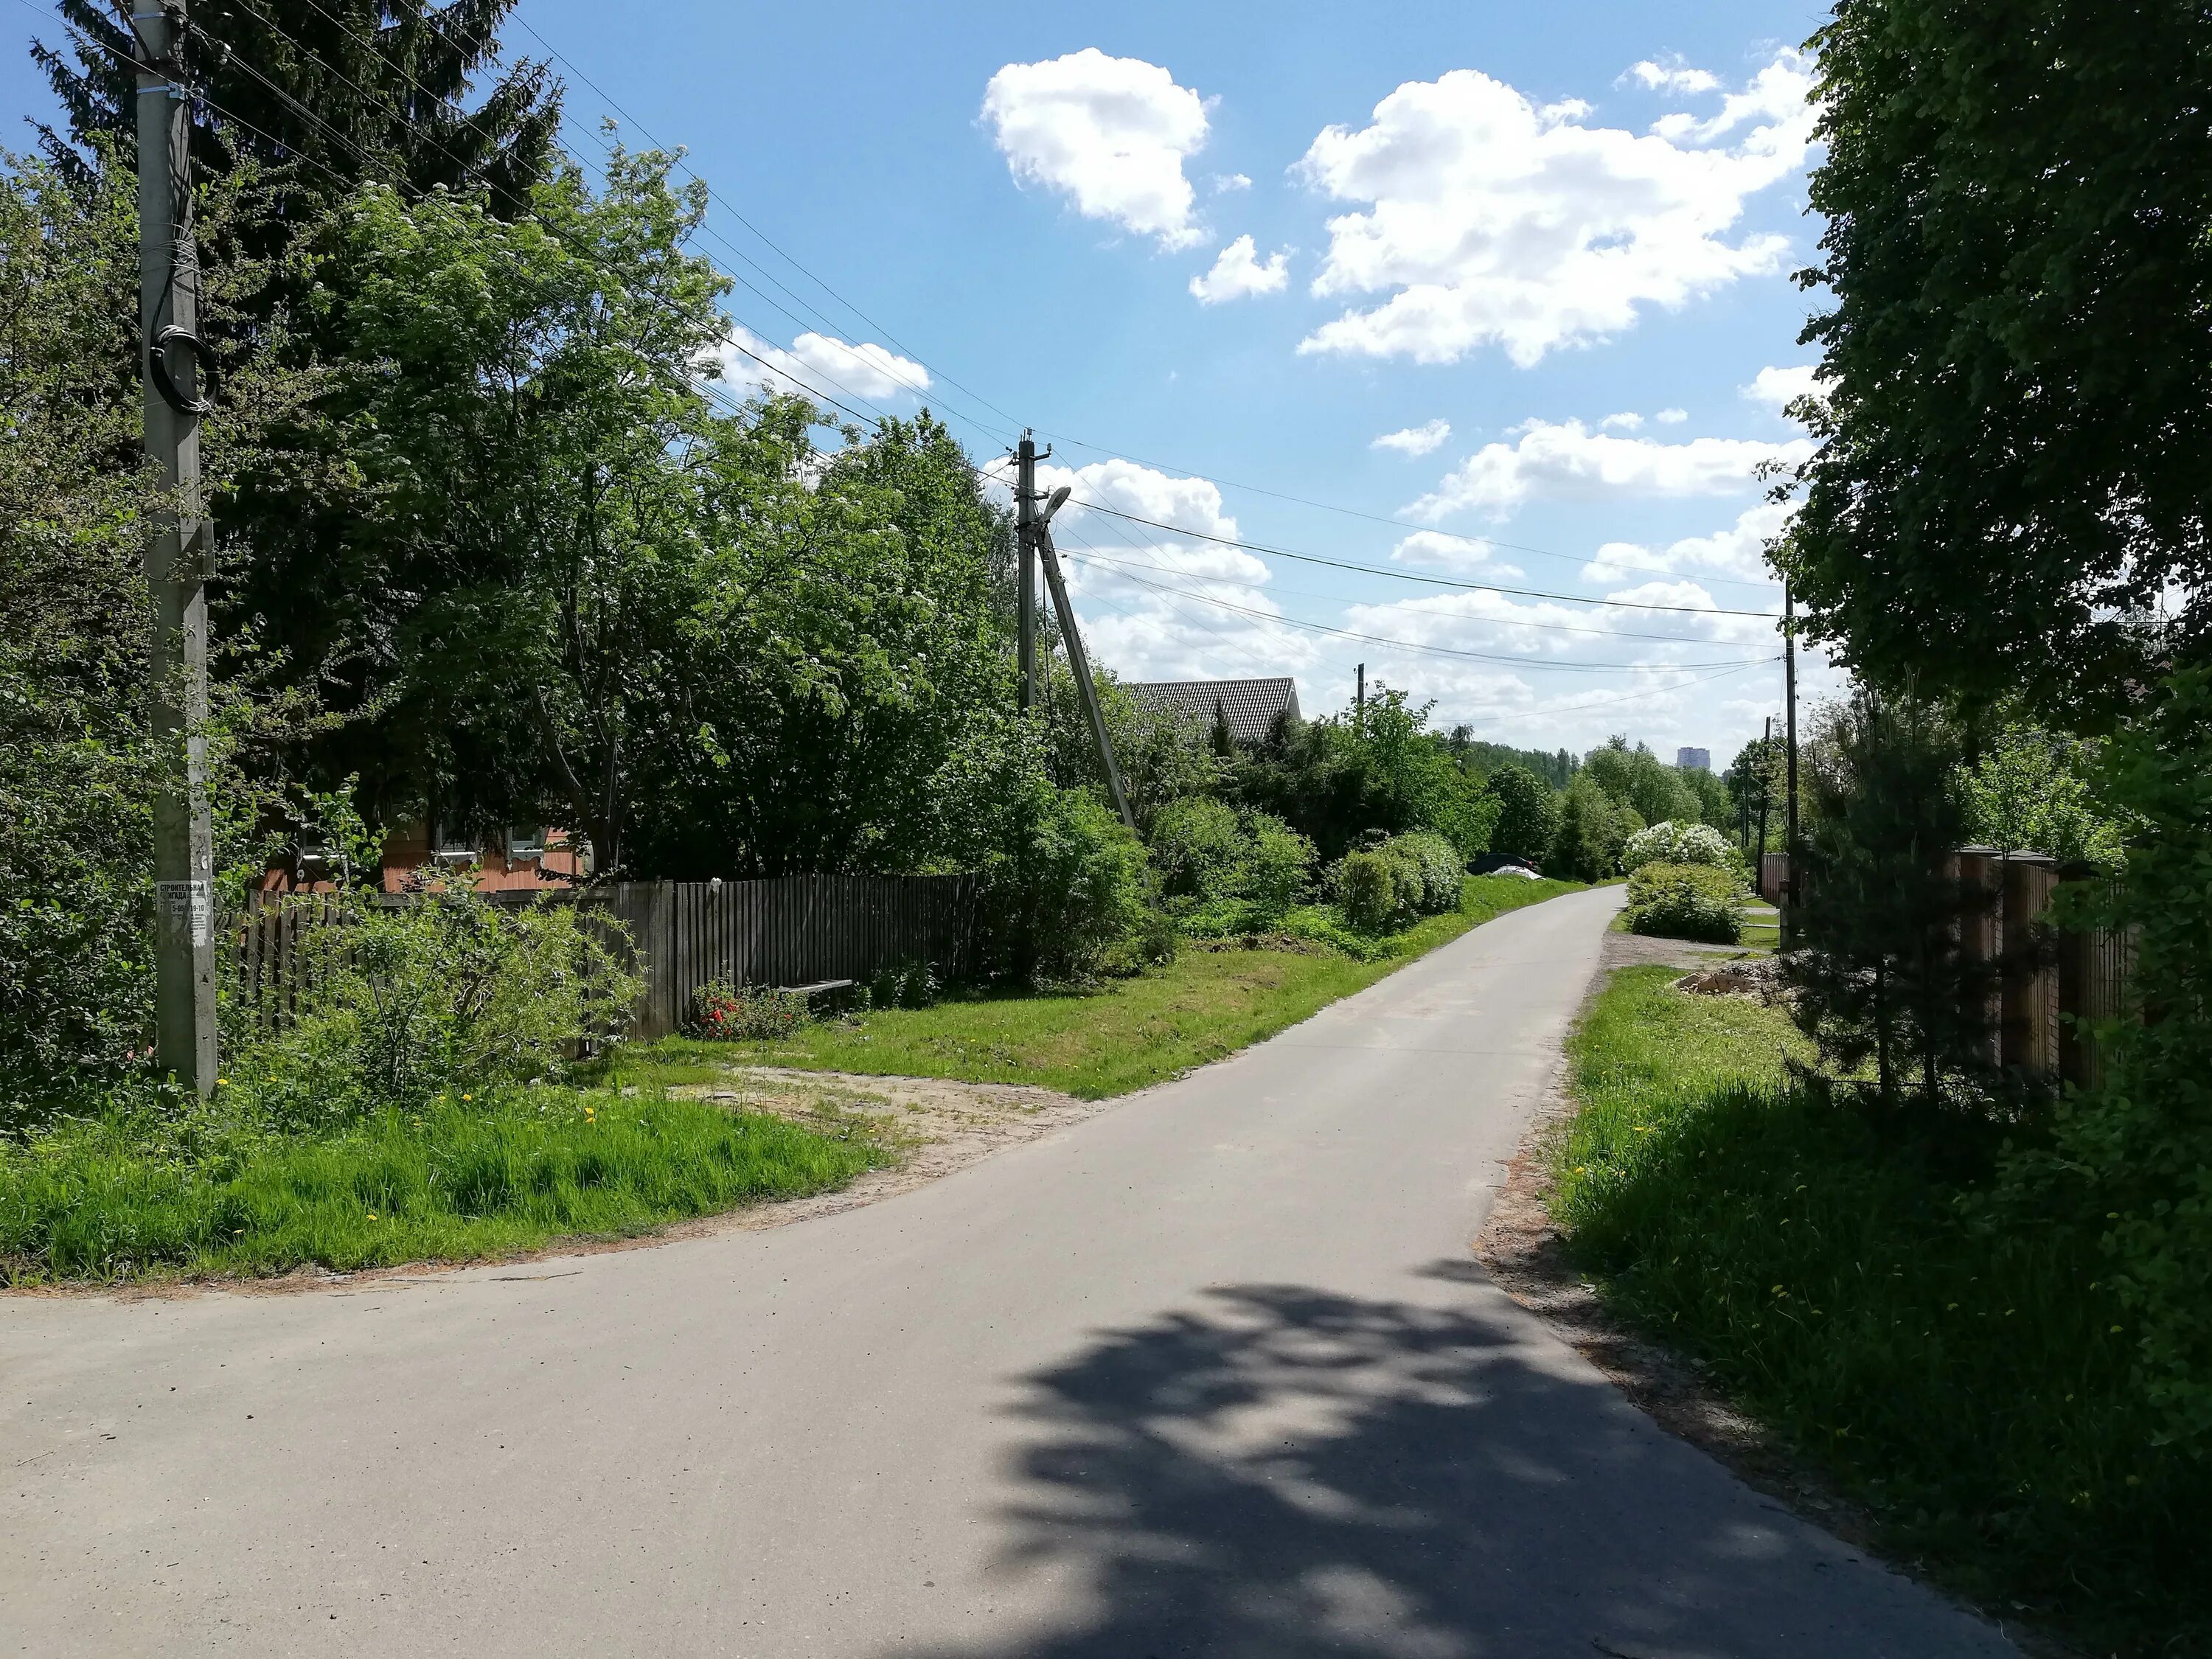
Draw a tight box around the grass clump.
[1551,965,2208,1657]
[673,874,1579,1098]
[0,1086,885,1284]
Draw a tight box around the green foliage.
[1791,0,2212,723]
[1483,762,1559,866]
[1332,832,1464,934]
[1786,692,1992,1107]
[1549,774,1641,881]
[865,959,941,1012]
[236,886,640,1130]
[1232,687,1497,863]
[1244,813,1317,922]
[1149,796,1253,902]
[1624,863,1746,945]
[1624,820,1735,869]
[689,981,810,1041]
[1726,734,1785,854]
[1959,723,2126,866]
[1334,849,1413,935]
[0,1088,883,1284]
[2010,667,2212,1458]
[1585,737,1701,829]
[981,782,1150,984]
[1553,967,2205,1657]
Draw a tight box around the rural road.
[2,886,2017,1658]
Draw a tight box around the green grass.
[642,875,1582,1099]
[1551,966,2206,1657]
[0,1089,886,1284]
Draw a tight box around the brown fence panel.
[229,872,984,1040]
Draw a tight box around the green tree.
[1790,0,2212,720]
[1958,723,2125,866]
[327,152,729,870]
[1583,737,1700,828]
[1484,762,1557,867]
[35,0,557,215]
[1786,691,1989,1106]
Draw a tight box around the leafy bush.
[984,783,1150,982]
[1551,774,1642,880]
[1148,796,1253,902]
[1334,849,1419,933]
[1624,862,1745,944]
[2011,665,2212,1458]
[234,886,640,1128]
[1624,819,1735,869]
[1245,813,1317,921]
[1390,831,1466,912]
[689,980,810,1040]
[864,958,938,1012]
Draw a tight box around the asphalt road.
[1,886,2017,1658]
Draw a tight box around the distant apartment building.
[1676,747,1711,772]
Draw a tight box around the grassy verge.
[641,875,1582,1099]
[0,1089,886,1285]
[1551,965,2205,1656]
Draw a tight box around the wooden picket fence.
[232,873,983,1041]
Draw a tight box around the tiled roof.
[1125,677,1302,745]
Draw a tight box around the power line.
[1074,501,1782,618]
[1029,431,1786,593]
[1062,541,1764,647]
[1068,554,1780,672]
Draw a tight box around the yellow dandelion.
[462,1093,473,1102]
[366,1212,378,1221]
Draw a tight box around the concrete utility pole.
[1355,662,1366,730]
[1013,432,1043,713]
[136,0,220,1094]
[1034,492,1134,830]
[1783,583,1800,948]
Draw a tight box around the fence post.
[2000,852,2060,1081]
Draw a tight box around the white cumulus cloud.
[1212,172,1252,192]
[1189,234,1291,303]
[1371,419,1452,456]
[1626,59,1722,97]
[1583,501,1793,585]
[1742,363,1821,416]
[1600,411,1644,431]
[982,49,1211,249]
[1293,52,1816,366]
[1655,407,1689,423]
[1405,418,1812,521]
[717,327,931,405]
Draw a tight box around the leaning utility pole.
[1782,583,1800,949]
[1013,432,1043,712]
[1034,491,1134,830]
[136,0,220,1094]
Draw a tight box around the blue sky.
[2,0,1846,765]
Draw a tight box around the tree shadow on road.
[895,1262,2010,1659]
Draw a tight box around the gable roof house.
[1125,677,1302,746]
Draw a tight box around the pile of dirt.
[1674,958,1786,1003]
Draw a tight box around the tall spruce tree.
[32,0,557,218]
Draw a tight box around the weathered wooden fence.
[233,874,983,1040]
[1764,846,2134,1088]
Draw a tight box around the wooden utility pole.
[1355,662,1366,730]
[1783,583,1800,947]
[136,1,219,1093]
[1034,502,1134,830]
[1014,432,1043,712]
